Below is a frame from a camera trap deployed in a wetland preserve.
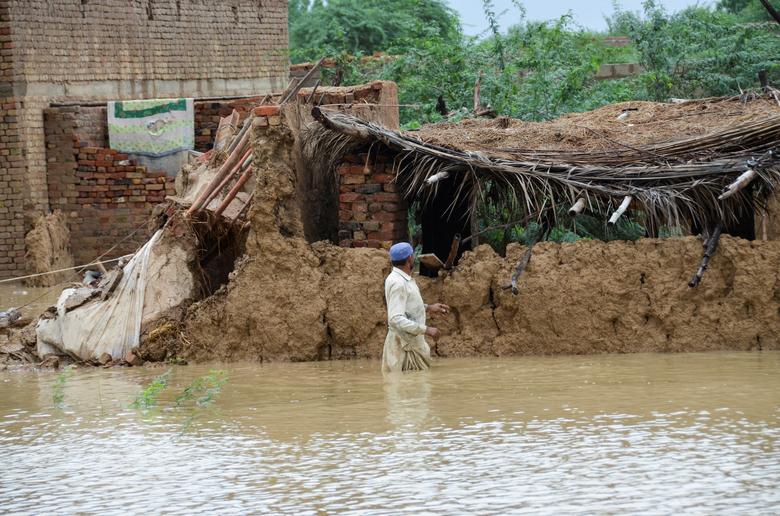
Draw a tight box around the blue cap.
[389,242,414,261]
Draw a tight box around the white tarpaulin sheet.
[36,230,163,360]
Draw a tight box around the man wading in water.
[382,242,450,373]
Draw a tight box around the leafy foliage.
[175,370,228,407]
[52,365,75,408]
[131,369,172,408]
[608,0,780,100]
[288,0,460,63]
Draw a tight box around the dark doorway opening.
[415,177,473,277]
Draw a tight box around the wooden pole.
[443,234,461,269]
[759,0,780,25]
[214,167,255,218]
[505,245,534,295]
[281,58,324,105]
[608,195,632,225]
[689,224,724,288]
[186,132,250,216]
[568,198,586,217]
[473,71,482,114]
[200,148,253,210]
[718,169,757,200]
[311,107,372,140]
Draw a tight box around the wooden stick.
[187,132,251,216]
[608,195,633,225]
[759,0,780,25]
[214,167,255,218]
[426,171,450,184]
[568,198,586,217]
[281,58,324,105]
[312,107,372,140]
[689,224,723,288]
[443,234,461,269]
[306,79,321,105]
[200,148,253,210]
[503,245,534,295]
[718,168,757,200]
[473,71,482,113]
[225,114,254,157]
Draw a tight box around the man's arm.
[387,282,427,335]
[426,303,450,315]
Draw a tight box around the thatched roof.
[306,94,780,231]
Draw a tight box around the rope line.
[0,256,131,285]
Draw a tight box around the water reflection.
[0,353,778,514]
[383,372,431,428]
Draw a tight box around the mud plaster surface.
[413,97,778,153]
[181,115,780,362]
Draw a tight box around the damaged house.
[21,80,780,365]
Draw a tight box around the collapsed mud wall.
[178,111,780,362]
[23,210,75,287]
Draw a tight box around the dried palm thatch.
[307,98,780,232]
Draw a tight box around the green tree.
[288,0,461,62]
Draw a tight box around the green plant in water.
[52,365,75,407]
[175,370,228,408]
[176,370,229,435]
[131,369,172,408]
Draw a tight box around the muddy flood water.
[1,352,778,514]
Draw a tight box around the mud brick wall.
[45,107,174,264]
[6,1,288,85]
[0,96,25,276]
[337,152,408,249]
[296,81,400,130]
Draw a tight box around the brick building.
[0,0,289,278]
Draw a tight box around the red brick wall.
[45,107,174,265]
[337,151,408,249]
[194,97,263,152]
[48,96,266,153]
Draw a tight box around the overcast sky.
[448,0,713,35]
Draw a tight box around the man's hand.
[427,303,451,315]
[425,326,441,340]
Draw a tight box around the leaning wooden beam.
[443,234,461,269]
[214,167,255,218]
[312,107,372,140]
[689,224,724,288]
[760,0,780,25]
[608,195,633,225]
[718,168,757,200]
[568,198,586,217]
[281,58,324,105]
[225,113,254,157]
[201,148,253,210]
[187,131,251,216]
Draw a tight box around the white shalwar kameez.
[381,267,432,373]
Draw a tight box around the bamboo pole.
[200,148,253,211]
[718,168,757,200]
[568,198,586,217]
[213,167,255,218]
[186,131,251,216]
[608,196,633,225]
